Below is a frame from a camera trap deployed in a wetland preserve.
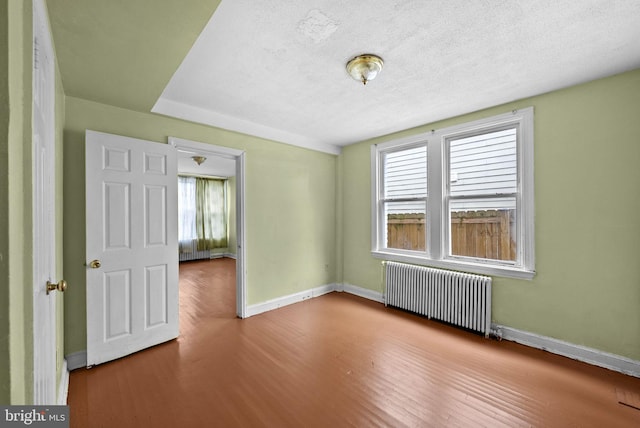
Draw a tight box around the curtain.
[178,176,197,251]
[178,176,228,252]
[195,177,228,250]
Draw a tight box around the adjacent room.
[2,1,640,426]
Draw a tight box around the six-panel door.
[86,130,178,366]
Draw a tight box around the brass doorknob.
[46,280,67,295]
[88,259,101,269]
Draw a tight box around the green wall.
[63,97,337,355]
[1,0,66,404]
[46,0,219,113]
[340,69,640,361]
[0,0,11,404]
[3,0,33,404]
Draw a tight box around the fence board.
[387,210,515,261]
[387,213,425,251]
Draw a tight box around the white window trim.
[371,108,535,280]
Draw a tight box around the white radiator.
[179,240,211,262]
[384,261,492,337]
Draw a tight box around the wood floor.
[68,258,640,427]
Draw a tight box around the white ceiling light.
[346,54,384,85]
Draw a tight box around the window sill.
[371,250,535,280]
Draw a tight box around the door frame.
[32,0,59,404]
[169,137,247,318]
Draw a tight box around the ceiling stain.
[297,9,339,43]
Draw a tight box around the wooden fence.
[387,210,516,261]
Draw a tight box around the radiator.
[179,240,211,262]
[384,261,492,337]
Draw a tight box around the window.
[371,108,534,279]
[178,176,197,244]
[178,176,228,251]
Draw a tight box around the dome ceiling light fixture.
[192,155,207,165]
[346,54,384,85]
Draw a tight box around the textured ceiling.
[48,1,640,155]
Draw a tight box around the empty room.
[2,1,640,427]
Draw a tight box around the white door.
[32,0,59,405]
[85,130,178,366]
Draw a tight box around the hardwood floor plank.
[68,258,640,427]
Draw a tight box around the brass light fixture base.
[192,156,207,165]
[346,54,384,85]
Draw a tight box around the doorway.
[170,137,246,319]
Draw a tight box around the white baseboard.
[210,253,236,260]
[66,350,87,371]
[334,284,640,378]
[339,283,385,303]
[245,282,385,318]
[57,359,69,405]
[493,324,640,378]
[245,283,337,317]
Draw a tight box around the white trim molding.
[493,324,640,378]
[169,137,247,320]
[209,253,237,260]
[66,351,87,371]
[57,359,69,405]
[155,98,341,155]
[245,284,337,318]
[339,283,385,303]
[370,108,535,280]
[245,283,384,318]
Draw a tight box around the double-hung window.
[371,108,535,279]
